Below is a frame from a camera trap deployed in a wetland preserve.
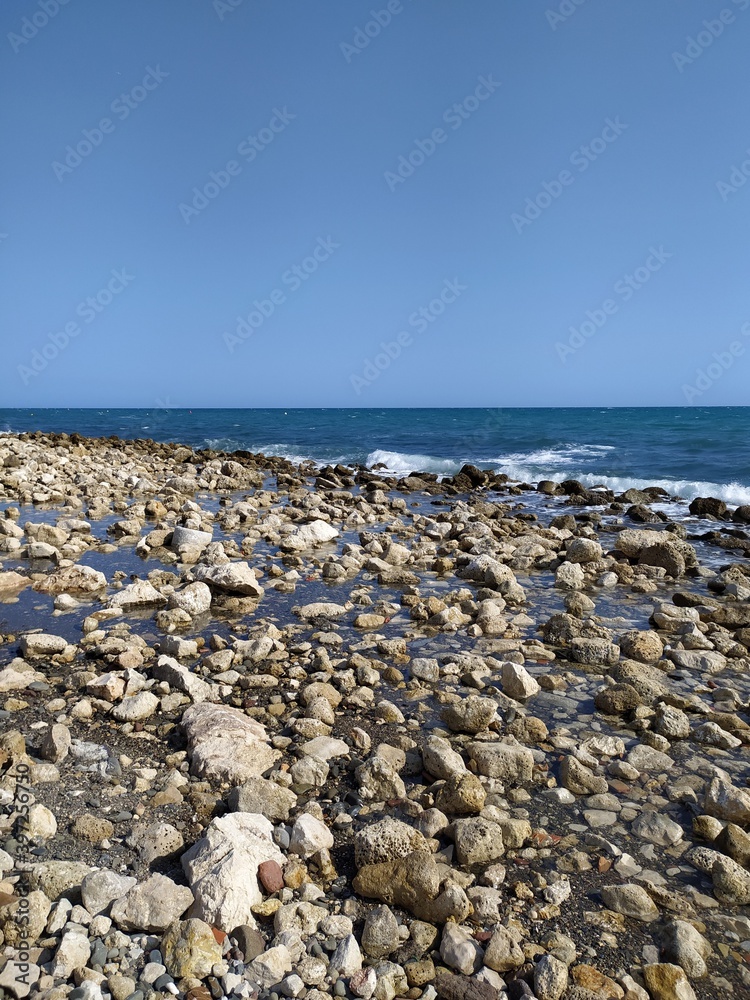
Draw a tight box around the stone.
[182,812,284,930]
[33,564,107,594]
[152,655,212,703]
[712,853,750,904]
[39,722,71,762]
[248,944,294,988]
[642,963,697,1000]
[356,757,406,801]
[655,705,690,740]
[411,658,440,682]
[289,814,334,858]
[669,650,727,674]
[566,538,603,563]
[0,890,51,947]
[534,954,569,1000]
[0,960,40,998]
[631,811,683,847]
[422,736,467,779]
[715,822,750,868]
[483,925,525,972]
[71,813,114,844]
[296,601,349,619]
[626,744,673,771]
[362,905,400,959]
[161,917,224,979]
[703,776,750,824]
[29,860,92,901]
[233,924,266,962]
[81,869,137,916]
[280,519,339,551]
[182,702,280,785]
[439,922,482,975]
[27,803,57,839]
[560,756,608,796]
[619,630,663,664]
[434,771,486,815]
[555,561,585,590]
[571,638,620,666]
[442,695,498,734]
[354,817,427,867]
[329,934,363,977]
[109,579,166,608]
[258,859,284,893]
[19,633,68,656]
[129,822,184,864]
[452,817,505,866]
[193,560,264,596]
[170,526,213,557]
[600,883,658,921]
[467,738,533,785]
[459,554,519,593]
[228,776,298,821]
[111,691,159,721]
[352,850,471,924]
[662,920,711,978]
[52,928,90,977]
[110,873,193,932]
[501,661,540,700]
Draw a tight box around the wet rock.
[442,695,498,734]
[594,683,641,715]
[110,579,167,608]
[501,661,540,700]
[434,772,486,815]
[560,756,608,795]
[566,538,603,563]
[631,811,683,847]
[618,629,664,664]
[654,705,690,740]
[712,853,750,904]
[467,738,533,785]
[280,519,339,551]
[714,822,750,867]
[33,564,107,594]
[193,560,264,596]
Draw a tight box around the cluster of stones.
[0,433,749,1000]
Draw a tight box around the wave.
[366,449,463,476]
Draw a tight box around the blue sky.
[1,0,749,408]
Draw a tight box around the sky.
[1,0,749,408]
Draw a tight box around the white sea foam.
[366,449,462,476]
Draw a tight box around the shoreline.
[1,430,749,1000]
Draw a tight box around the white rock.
[182,702,280,784]
[289,814,334,858]
[19,633,68,656]
[280,519,339,551]
[111,691,159,722]
[109,579,166,608]
[152,655,212,703]
[193,561,263,596]
[168,580,212,615]
[501,661,540,700]
[249,945,293,988]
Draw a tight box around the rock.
[356,757,406,801]
[619,629,664,664]
[29,860,92,901]
[258,859,284,893]
[353,850,471,924]
[71,813,114,844]
[483,925,524,972]
[689,496,727,518]
[33,564,107,594]
[193,561,264,596]
[452,817,505,865]
[626,744,673,771]
[152,655,212,703]
[654,705,690,740]
[534,954,569,1000]
[110,873,193,932]
[662,920,711,978]
[362,905,400,959]
[52,928,90,977]
[434,772,486,815]
[280,519,339,551]
[714,822,750,868]
[501,661,540,700]
[0,890,50,947]
[411,658,440,682]
[441,695,498,734]
[227,776,297,821]
[600,883,658,921]
[161,917,224,979]
[467,738,533,785]
[555,561,585,590]
[615,528,671,558]
[19,633,68,657]
[354,817,427,867]
[129,821,184,864]
[459,555,519,593]
[329,934,363,977]
[642,963,697,1000]
[0,665,45,692]
[248,944,293,987]
[566,538,603,563]
[693,721,741,749]
[296,601,349,619]
[81,869,137,916]
[289,814,334,858]
[233,924,266,962]
[168,581,212,615]
[570,637,620,666]
[109,579,166,608]
[0,960,40,998]
[182,702,280,785]
[631,811,683,847]
[182,812,284,930]
[440,923,482,975]
[27,803,57,839]
[111,691,159,721]
[669,650,727,674]
[39,722,71,762]
[422,736,467,779]
[712,853,750,905]
[639,540,686,578]
[170,525,213,557]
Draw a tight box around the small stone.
[534,953,569,1000]
[642,963,697,1000]
[161,917,224,979]
[601,883,658,921]
[501,661,540,701]
[259,859,284,894]
[289,814,334,858]
[361,905,400,959]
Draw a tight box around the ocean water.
[2,407,749,505]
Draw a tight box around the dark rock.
[689,496,727,519]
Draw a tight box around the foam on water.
[366,449,462,476]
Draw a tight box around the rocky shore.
[1,430,750,1000]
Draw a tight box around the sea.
[2,407,749,506]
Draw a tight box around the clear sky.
[2,0,748,408]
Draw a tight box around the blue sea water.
[1,407,749,505]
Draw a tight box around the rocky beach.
[1,429,750,1000]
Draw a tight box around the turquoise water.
[2,407,749,504]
